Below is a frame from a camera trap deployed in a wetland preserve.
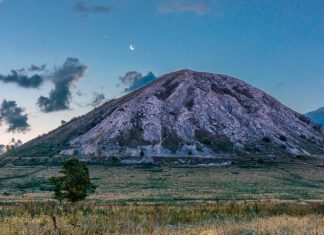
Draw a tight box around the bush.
[279,135,287,141]
[262,137,271,143]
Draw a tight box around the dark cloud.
[0,70,44,88]
[0,100,30,133]
[158,0,212,15]
[28,64,46,72]
[37,58,88,113]
[119,71,157,92]
[88,92,106,107]
[74,1,113,14]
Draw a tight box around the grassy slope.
[0,157,323,202]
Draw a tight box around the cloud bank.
[37,58,88,113]
[0,58,88,113]
[0,70,44,88]
[119,71,157,92]
[0,100,29,133]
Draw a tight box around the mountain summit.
[3,70,324,161]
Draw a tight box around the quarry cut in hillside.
[3,70,324,161]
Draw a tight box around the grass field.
[1,156,323,202]
[0,201,323,234]
[0,156,323,234]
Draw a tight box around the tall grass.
[0,201,323,234]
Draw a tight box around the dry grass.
[0,201,323,234]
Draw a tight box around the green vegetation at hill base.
[0,156,323,234]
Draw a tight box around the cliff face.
[62,70,323,157]
[3,70,324,161]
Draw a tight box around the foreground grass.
[0,201,323,234]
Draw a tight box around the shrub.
[262,137,271,143]
[279,135,287,141]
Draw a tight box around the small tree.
[5,145,13,152]
[49,158,96,203]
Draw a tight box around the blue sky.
[0,0,323,144]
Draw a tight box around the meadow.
[0,201,323,234]
[0,156,323,234]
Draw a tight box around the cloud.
[0,58,87,113]
[28,64,46,72]
[88,92,106,107]
[158,0,213,15]
[119,71,157,92]
[0,70,44,89]
[37,58,88,113]
[0,100,30,133]
[74,1,112,14]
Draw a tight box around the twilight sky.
[0,0,323,145]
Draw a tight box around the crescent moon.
[129,45,135,51]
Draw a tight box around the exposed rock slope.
[3,70,324,161]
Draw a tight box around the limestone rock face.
[63,70,323,157]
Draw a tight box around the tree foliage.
[49,158,95,203]
[48,176,64,204]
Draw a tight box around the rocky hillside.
[2,70,324,162]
